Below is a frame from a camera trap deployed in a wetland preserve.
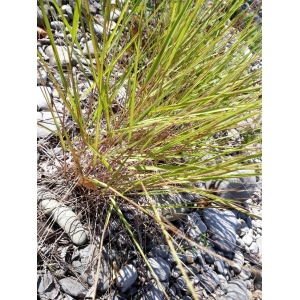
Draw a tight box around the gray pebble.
[51,21,65,30]
[186,212,207,241]
[59,277,87,297]
[197,268,219,293]
[116,264,137,292]
[203,208,237,254]
[37,86,51,111]
[231,251,244,274]
[148,257,170,282]
[149,245,169,260]
[93,23,104,36]
[249,241,259,254]
[214,259,225,275]
[242,234,253,247]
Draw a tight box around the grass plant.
[37,0,262,298]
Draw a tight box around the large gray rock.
[225,279,251,300]
[148,257,170,282]
[45,46,78,67]
[215,170,256,202]
[59,277,87,297]
[203,209,237,254]
[186,212,207,241]
[116,264,137,292]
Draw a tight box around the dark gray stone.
[197,268,219,293]
[215,170,256,202]
[143,281,168,300]
[148,257,170,282]
[203,208,237,254]
[59,277,87,297]
[116,264,137,292]
[149,245,169,260]
[214,259,225,275]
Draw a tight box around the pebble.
[83,40,100,56]
[59,277,87,297]
[185,250,197,263]
[148,257,170,282]
[203,246,215,264]
[197,268,220,293]
[218,274,228,290]
[231,251,244,274]
[37,68,48,85]
[97,248,112,292]
[203,208,237,254]
[151,192,189,221]
[51,21,65,30]
[62,4,73,19]
[37,86,51,111]
[242,234,253,247]
[215,170,256,202]
[249,241,259,254]
[110,9,121,21]
[45,45,77,67]
[214,259,225,275]
[37,6,45,28]
[225,279,250,300]
[186,212,207,241]
[93,23,104,36]
[148,245,169,260]
[37,272,60,299]
[116,264,137,292]
[143,281,168,300]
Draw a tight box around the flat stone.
[59,277,87,297]
[186,212,207,241]
[225,279,249,300]
[203,208,237,254]
[215,170,256,202]
[148,257,170,282]
[116,264,137,292]
[45,46,77,67]
[37,86,51,111]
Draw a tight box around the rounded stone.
[116,264,137,292]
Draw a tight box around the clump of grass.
[38,0,261,297]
